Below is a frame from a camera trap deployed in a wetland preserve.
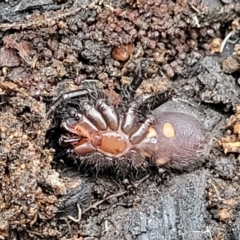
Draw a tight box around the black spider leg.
[81,79,99,89]
[47,89,91,118]
[126,73,143,98]
[137,89,175,114]
[47,79,99,118]
[120,62,144,102]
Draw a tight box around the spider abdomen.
[152,111,210,170]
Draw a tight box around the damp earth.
[1,0,240,239]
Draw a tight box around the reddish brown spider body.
[59,99,157,160]
[48,78,211,172]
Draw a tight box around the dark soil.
[1,0,240,239]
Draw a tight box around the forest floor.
[1,0,240,239]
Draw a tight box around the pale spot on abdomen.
[153,111,210,170]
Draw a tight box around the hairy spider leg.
[120,62,144,101]
[96,99,119,131]
[149,90,174,110]
[129,115,156,144]
[81,102,108,130]
[47,79,99,118]
[47,89,91,117]
[121,102,138,134]
[126,73,144,96]
[73,140,97,155]
[59,136,82,146]
[137,90,174,114]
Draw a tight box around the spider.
[47,74,211,173]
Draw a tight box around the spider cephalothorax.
[47,76,211,172]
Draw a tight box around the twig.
[64,217,73,238]
[188,3,201,14]
[134,174,150,187]
[0,7,83,31]
[208,180,223,202]
[220,31,235,53]
[192,226,213,240]
[82,190,127,214]
[26,230,43,237]
[67,203,82,223]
